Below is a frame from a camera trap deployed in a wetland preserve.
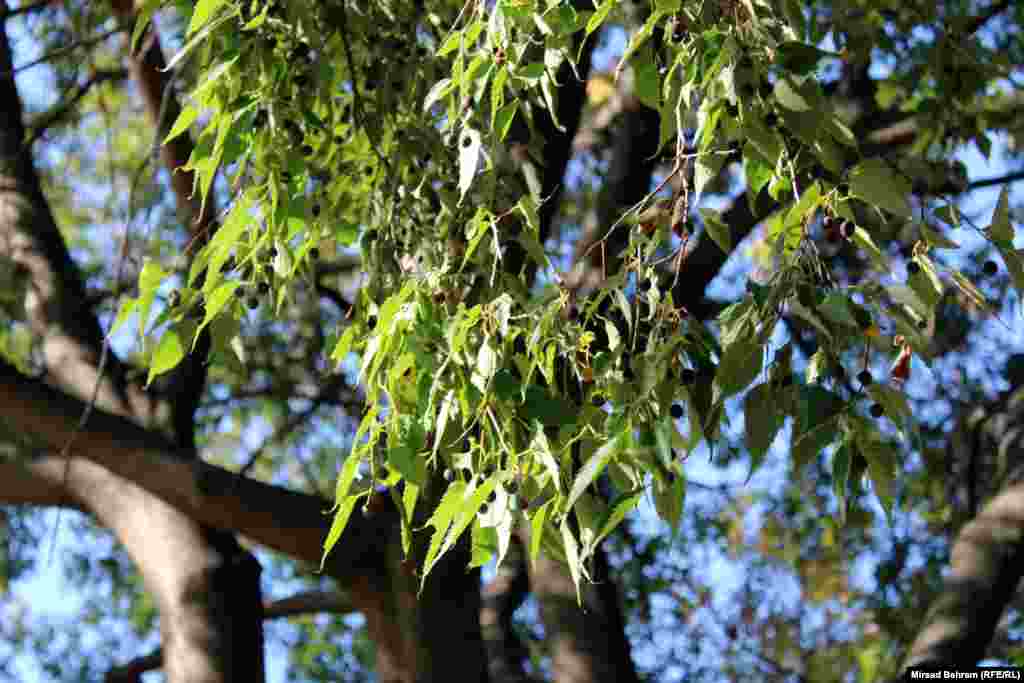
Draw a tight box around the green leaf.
[420,481,468,590]
[146,326,187,385]
[196,281,240,347]
[188,0,227,36]
[848,158,913,218]
[713,330,764,402]
[652,473,686,536]
[560,517,584,606]
[633,51,661,110]
[699,208,731,252]
[816,292,859,328]
[743,382,781,473]
[320,454,364,569]
[586,0,615,37]
[494,100,519,141]
[592,487,643,550]
[137,259,169,336]
[987,185,1014,243]
[565,433,621,516]
[529,499,552,566]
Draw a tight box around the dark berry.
[764,111,778,128]
[487,490,497,503]
[567,304,579,321]
[257,281,270,295]
[907,261,921,275]
[840,221,855,240]
[367,315,377,330]
[301,144,313,156]
[506,480,519,495]
[311,203,321,217]
[870,403,884,418]
[670,403,684,419]
[917,318,928,330]
[443,468,454,482]
[857,370,873,386]
[639,279,652,292]
[680,368,696,384]
[725,103,738,117]
[310,247,320,260]
[462,136,472,148]
[479,502,489,515]
[247,296,259,310]
[781,374,793,387]
[983,260,998,276]
[269,246,278,257]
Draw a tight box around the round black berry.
[506,480,519,495]
[367,315,377,330]
[247,296,259,310]
[301,144,313,156]
[670,403,684,419]
[257,281,270,295]
[983,260,998,276]
[857,370,873,386]
[764,111,779,128]
[917,318,928,330]
[311,203,321,217]
[869,403,884,418]
[487,490,497,503]
[309,247,320,260]
[479,502,489,515]
[680,368,696,384]
[443,468,454,482]
[462,136,472,148]
[907,261,921,275]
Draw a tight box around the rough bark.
[900,481,1024,669]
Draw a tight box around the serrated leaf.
[319,453,364,568]
[848,158,912,218]
[195,281,240,347]
[420,481,468,590]
[146,326,186,385]
[652,473,686,536]
[592,487,643,550]
[494,100,519,141]
[565,433,621,515]
[586,0,615,37]
[713,332,764,402]
[423,77,455,113]
[744,382,781,472]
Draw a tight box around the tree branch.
[103,590,356,683]
[25,68,128,148]
[900,481,1024,670]
[0,360,392,584]
[967,169,1024,191]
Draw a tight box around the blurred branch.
[6,26,126,75]
[0,0,55,19]
[25,68,128,147]
[104,590,356,682]
[967,169,1024,191]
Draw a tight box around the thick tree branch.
[0,360,391,582]
[900,481,1024,670]
[104,590,355,683]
